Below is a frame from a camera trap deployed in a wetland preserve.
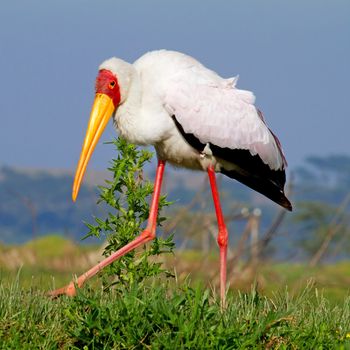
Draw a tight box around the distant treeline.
[1,154,350,261]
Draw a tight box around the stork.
[50,50,292,306]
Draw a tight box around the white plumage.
[100,50,285,173]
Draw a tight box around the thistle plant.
[84,137,175,290]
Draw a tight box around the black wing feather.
[172,115,292,211]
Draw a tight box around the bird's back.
[134,50,292,210]
[134,50,225,88]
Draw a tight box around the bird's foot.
[47,281,77,299]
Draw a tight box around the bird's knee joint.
[141,229,156,240]
[217,230,228,248]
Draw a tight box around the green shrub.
[84,138,175,291]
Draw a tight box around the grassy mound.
[24,234,78,259]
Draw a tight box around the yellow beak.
[72,93,115,201]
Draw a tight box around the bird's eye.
[109,81,116,89]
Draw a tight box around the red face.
[95,69,121,108]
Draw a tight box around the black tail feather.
[220,167,292,211]
[210,144,292,211]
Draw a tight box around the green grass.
[2,237,350,348]
[1,276,350,349]
[259,262,350,305]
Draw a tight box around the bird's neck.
[113,68,143,142]
[122,67,142,113]
[113,65,174,146]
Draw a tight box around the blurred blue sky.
[0,0,349,171]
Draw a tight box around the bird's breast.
[155,129,218,171]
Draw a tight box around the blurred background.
[1,0,350,300]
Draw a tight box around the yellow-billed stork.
[50,50,292,305]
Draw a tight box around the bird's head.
[72,57,133,201]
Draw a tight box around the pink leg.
[49,160,166,297]
[207,166,228,308]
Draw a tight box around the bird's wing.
[163,70,286,171]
